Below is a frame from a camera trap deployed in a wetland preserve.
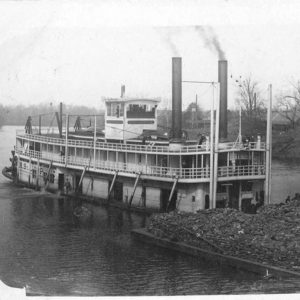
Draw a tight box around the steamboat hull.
[9,129,267,213]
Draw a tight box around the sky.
[1,0,300,111]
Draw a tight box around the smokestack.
[218,60,228,140]
[172,57,182,139]
[121,85,125,98]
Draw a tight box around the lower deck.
[17,155,265,213]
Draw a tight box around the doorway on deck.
[58,173,64,191]
[114,182,123,202]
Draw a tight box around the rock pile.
[147,199,300,271]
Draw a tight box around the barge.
[131,228,300,279]
[2,57,271,213]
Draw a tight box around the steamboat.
[2,58,271,213]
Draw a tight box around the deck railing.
[218,165,265,177]
[15,147,265,180]
[16,131,266,154]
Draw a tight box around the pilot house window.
[126,104,157,118]
[106,103,124,117]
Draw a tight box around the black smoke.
[194,26,226,60]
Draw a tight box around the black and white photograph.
[0,0,300,298]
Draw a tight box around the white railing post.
[93,115,97,170]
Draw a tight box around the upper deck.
[16,129,266,155]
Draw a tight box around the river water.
[0,125,299,296]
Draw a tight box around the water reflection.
[0,191,299,295]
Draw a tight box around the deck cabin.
[104,97,160,141]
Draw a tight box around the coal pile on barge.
[147,199,300,272]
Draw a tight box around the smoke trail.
[165,36,180,56]
[155,28,180,56]
[194,26,226,60]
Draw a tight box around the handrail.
[15,148,210,179]
[15,147,266,180]
[16,131,266,154]
[218,165,265,177]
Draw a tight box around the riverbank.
[145,200,300,273]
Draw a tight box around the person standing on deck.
[25,116,32,134]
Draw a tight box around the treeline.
[0,102,267,141]
[0,103,105,127]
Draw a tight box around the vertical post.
[16,153,20,182]
[195,94,198,129]
[65,114,69,166]
[238,181,242,210]
[209,84,215,208]
[269,86,272,203]
[38,115,42,135]
[238,97,242,143]
[213,84,220,209]
[94,115,97,169]
[36,158,40,189]
[265,84,272,205]
[59,102,63,138]
[29,157,32,186]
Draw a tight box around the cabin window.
[106,103,124,117]
[126,104,157,118]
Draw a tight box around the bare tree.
[275,81,300,129]
[236,76,265,119]
[233,76,266,136]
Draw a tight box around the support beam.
[59,102,63,138]
[166,176,178,211]
[238,181,242,211]
[44,161,53,189]
[45,161,53,183]
[65,114,69,167]
[93,115,97,169]
[209,84,215,208]
[36,159,40,190]
[55,112,62,137]
[128,172,142,207]
[77,165,87,192]
[38,115,41,135]
[107,171,118,202]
